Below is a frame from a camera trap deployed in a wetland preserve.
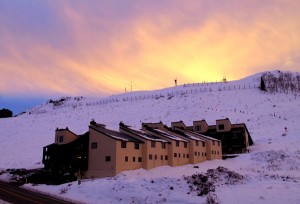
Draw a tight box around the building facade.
[43,119,249,180]
[171,118,253,154]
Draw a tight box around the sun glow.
[0,1,299,97]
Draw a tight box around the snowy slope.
[0,70,300,203]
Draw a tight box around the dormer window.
[195,126,201,131]
[218,124,225,130]
[58,135,64,143]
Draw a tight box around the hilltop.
[0,70,299,203]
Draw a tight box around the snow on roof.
[106,134,128,142]
[186,130,220,141]
[183,132,206,142]
[91,126,143,143]
[153,129,188,142]
[126,127,168,143]
[164,127,205,142]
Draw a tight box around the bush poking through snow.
[251,150,300,171]
[184,166,244,196]
[206,193,219,204]
[59,187,69,194]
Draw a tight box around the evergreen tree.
[260,77,267,91]
[0,108,13,118]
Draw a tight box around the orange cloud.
[0,1,299,97]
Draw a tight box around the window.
[162,142,166,149]
[218,141,221,146]
[45,147,48,152]
[161,155,163,160]
[91,142,98,149]
[134,143,139,149]
[176,141,179,147]
[174,153,177,158]
[183,154,185,158]
[198,152,200,156]
[58,135,64,143]
[179,153,181,158]
[133,157,136,162]
[187,154,189,158]
[217,151,219,155]
[195,126,201,131]
[105,156,111,162]
[121,142,127,148]
[155,155,157,160]
[212,141,215,145]
[218,124,225,130]
[196,141,199,146]
[202,142,205,147]
[165,155,168,160]
[149,154,153,160]
[184,143,188,148]
[202,152,204,156]
[205,153,207,156]
[138,157,142,162]
[212,150,214,154]
[195,152,197,156]
[151,141,156,148]
[125,156,128,162]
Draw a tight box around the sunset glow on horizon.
[1,1,300,98]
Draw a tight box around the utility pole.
[174,78,177,86]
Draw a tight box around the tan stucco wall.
[141,128,191,167]
[55,129,77,145]
[181,131,222,160]
[193,120,209,133]
[86,128,117,178]
[119,127,169,170]
[171,121,186,130]
[209,140,222,159]
[145,141,169,169]
[216,119,232,132]
[85,124,222,179]
[170,141,190,167]
[115,141,143,174]
[190,141,207,163]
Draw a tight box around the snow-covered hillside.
[0,70,300,204]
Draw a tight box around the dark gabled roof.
[185,130,221,142]
[43,131,89,149]
[90,125,143,143]
[163,126,205,142]
[193,119,207,123]
[216,118,230,121]
[43,143,57,148]
[144,126,188,142]
[120,124,167,142]
[55,127,79,138]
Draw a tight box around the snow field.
[0,71,300,203]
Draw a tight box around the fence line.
[51,83,258,110]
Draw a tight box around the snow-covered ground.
[0,71,300,203]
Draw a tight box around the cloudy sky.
[1,0,300,113]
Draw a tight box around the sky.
[1,0,300,114]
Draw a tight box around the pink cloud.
[0,0,299,96]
